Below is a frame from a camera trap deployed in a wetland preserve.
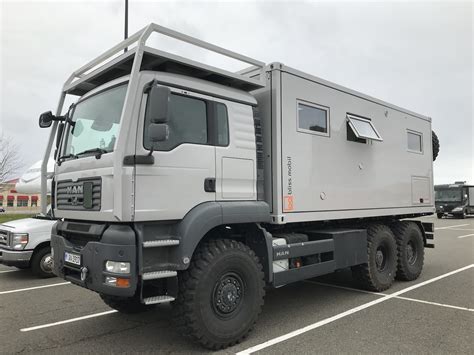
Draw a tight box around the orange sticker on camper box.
[284,195,294,211]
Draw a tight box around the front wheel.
[31,246,55,278]
[173,239,265,350]
[436,213,443,219]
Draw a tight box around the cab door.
[134,87,216,221]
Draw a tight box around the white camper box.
[251,63,434,224]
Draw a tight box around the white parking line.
[237,264,474,355]
[0,269,20,274]
[306,281,473,312]
[457,234,474,239]
[0,282,70,295]
[21,310,118,332]
[395,296,474,312]
[435,224,470,230]
[448,228,474,232]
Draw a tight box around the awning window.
[347,114,383,141]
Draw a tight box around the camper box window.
[297,100,330,137]
[407,130,423,153]
[347,114,383,142]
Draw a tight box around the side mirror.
[39,111,54,128]
[146,85,171,123]
[148,123,169,143]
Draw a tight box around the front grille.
[56,178,101,211]
[0,230,8,247]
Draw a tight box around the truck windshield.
[62,84,128,158]
[435,188,462,202]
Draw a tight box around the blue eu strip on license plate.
[64,251,81,266]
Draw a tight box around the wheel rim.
[406,240,418,265]
[40,254,53,273]
[212,272,244,318]
[375,246,387,271]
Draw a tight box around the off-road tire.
[100,293,152,314]
[352,224,397,292]
[173,239,265,350]
[432,130,440,161]
[391,221,424,281]
[436,213,443,219]
[31,246,55,278]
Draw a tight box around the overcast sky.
[0,0,472,184]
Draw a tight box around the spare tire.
[432,130,439,161]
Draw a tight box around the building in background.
[0,178,42,213]
[0,159,53,213]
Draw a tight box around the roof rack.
[62,23,266,96]
[41,23,267,215]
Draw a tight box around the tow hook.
[80,266,88,282]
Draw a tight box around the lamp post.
[124,0,128,52]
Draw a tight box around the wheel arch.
[177,201,272,280]
[32,241,51,256]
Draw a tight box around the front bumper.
[51,222,138,297]
[0,248,33,267]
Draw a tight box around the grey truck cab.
[39,24,436,349]
[435,182,473,218]
[0,208,56,277]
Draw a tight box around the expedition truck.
[435,182,473,219]
[39,24,436,349]
[0,208,56,277]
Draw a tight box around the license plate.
[64,251,81,266]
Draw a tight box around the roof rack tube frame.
[42,23,267,217]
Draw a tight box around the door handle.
[204,178,216,193]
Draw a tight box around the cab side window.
[144,93,208,151]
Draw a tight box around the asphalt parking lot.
[1,216,472,354]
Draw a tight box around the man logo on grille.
[66,185,83,195]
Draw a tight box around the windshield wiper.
[58,153,77,165]
[76,148,108,159]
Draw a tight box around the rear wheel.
[31,246,55,278]
[173,239,265,350]
[391,222,424,281]
[352,224,397,292]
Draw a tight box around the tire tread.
[173,239,265,350]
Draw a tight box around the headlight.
[11,233,29,250]
[105,260,130,274]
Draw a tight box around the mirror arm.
[148,146,154,156]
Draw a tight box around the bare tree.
[0,135,23,182]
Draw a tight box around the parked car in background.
[0,208,56,277]
[0,207,5,213]
[435,182,474,219]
